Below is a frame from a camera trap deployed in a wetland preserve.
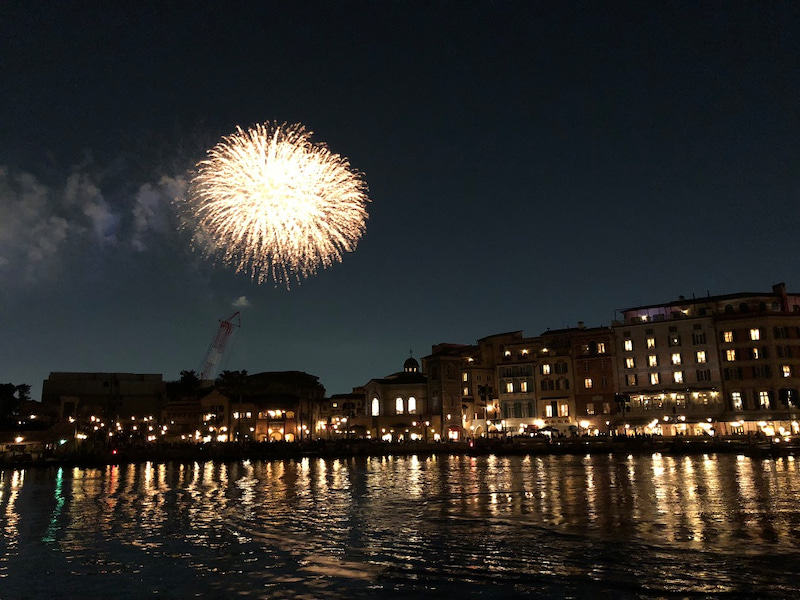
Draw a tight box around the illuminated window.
[597,343,606,354]
[647,337,656,349]
[726,349,736,362]
[462,372,468,382]
[759,391,770,409]
[625,357,635,369]
[731,392,743,410]
[504,350,511,357]
[724,331,734,343]
[752,348,760,360]
[650,373,659,385]
[462,387,469,396]
[673,371,683,384]
[584,378,593,388]
[396,397,404,414]
[505,382,514,393]
[520,381,528,392]
[648,355,658,367]
[624,340,633,352]
[783,365,792,378]
[545,404,554,418]
[750,328,761,341]
[408,396,417,414]
[626,374,637,386]
[542,364,551,375]
[696,351,706,363]
[671,353,681,365]
[559,403,569,417]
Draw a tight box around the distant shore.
[2,434,798,469]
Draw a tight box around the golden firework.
[188,122,369,285]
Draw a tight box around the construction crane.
[199,311,241,381]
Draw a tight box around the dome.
[403,357,420,373]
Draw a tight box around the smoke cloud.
[232,295,250,308]
[0,165,189,285]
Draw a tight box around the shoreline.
[2,435,796,469]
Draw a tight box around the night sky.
[1,2,798,401]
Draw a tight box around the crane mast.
[199,311,241,381]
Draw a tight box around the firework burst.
[187,122,369,285]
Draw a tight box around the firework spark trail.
[187,122,369,286]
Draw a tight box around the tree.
[215,370,248,442]
[16,384,31,403]
[0,382,18,421]
[178,370,201,396]
[216,369,248,390]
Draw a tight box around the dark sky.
[1,1,798,400]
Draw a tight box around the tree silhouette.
[216,369,248,390]
[16,384,31,403]
[215,370,248,442]
[178,370,201,397]
[0,382,18,421]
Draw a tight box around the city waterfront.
[2,453,800,598]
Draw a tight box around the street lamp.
[780,388,798,435]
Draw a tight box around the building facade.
[614,283,800,437]
[42,372,166,421]
[355,358,438,441]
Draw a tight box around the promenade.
[2,434,798,468]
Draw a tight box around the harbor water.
[2,453,800,598]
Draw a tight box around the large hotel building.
[35,282,800,443]
[409,282,800,440]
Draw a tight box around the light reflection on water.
[1,454,800,598]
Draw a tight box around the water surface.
[2,453,799,598]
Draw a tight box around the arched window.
[371,397,380,417]
[396,397,404,414]
[408,396,417,414]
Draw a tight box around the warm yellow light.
[188,122,370,285]
[14,436,23,443]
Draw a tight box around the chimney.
[578,321,585,329]
[773,282,789,312]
